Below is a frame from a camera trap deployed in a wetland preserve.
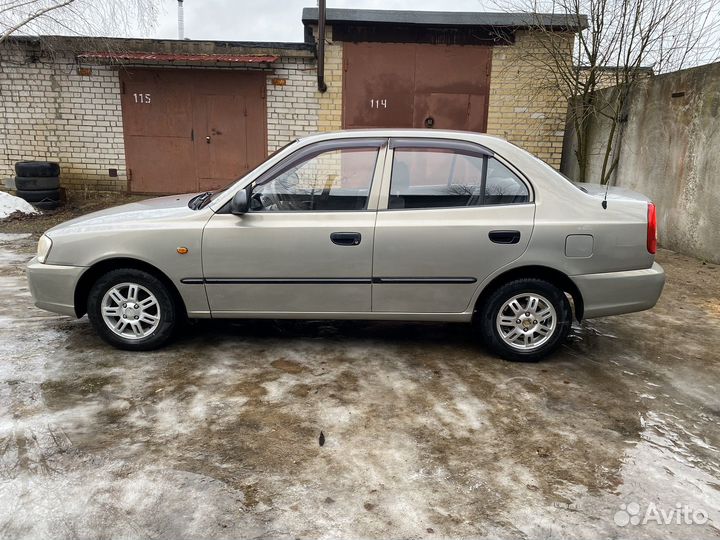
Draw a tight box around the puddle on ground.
[0,230,719,539]
[0,233,31,242]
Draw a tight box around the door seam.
[370,144,391,311]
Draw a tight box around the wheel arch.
[74,257,186,318]
[473,265,584,321]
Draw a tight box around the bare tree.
[500,0,720,184]
[0,0,160,45]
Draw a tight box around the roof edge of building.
[3,35,314,57]
[301,7,588,31]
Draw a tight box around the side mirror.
[230,188,250,215]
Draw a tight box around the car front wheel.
[87,268,177,351]
[478,278,572,362]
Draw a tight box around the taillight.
[647,202,657,254]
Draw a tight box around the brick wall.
[266,27,342,145]
[0,30,574,195]
[486,31,573,169]
[266,56,320,151]
[0,46,127,191]
[0,43,321,191]
[317,26,343,133]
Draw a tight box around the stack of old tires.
[14,161,61,211]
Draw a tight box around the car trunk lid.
[573,182,651,203]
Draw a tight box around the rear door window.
[389,148,529,209]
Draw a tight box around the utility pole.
[178,0,185,40]
[317,0,327,92]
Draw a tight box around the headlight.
[37,234,52,264]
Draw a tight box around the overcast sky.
[152,0,493,42]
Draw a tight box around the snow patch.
[0,191,38,218]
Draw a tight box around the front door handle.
[489,230,521,244]
[206,136,211,144]
[330,232,361,246]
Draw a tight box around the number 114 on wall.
[370,98,387,109]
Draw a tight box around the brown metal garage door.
[120,69,267,194]
[343,43,491,132]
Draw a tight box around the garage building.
[0,8,584,194]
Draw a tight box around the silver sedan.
[27,130,665,361]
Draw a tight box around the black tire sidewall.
[15,161,60,177]
[15,176,60,190]
[16,189,60,202]
[479,278,572,362]
[87,269,176,351]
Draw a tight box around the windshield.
[194,139,300,209]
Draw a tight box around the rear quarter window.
[485,158,530,204]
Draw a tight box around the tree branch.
[0,0,75,44]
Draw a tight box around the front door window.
[251,147,380,212]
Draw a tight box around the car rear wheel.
[87,269,177,351]
[478,278,572,362]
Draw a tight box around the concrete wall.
[562,62,720,263]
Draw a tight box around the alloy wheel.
[496,293,557,350]
[101,282,161,340]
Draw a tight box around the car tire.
[15,161,61,178]
[87,268,177,351]
[477,278,572,362]
[16,188,60,202]
[15,175,60,190]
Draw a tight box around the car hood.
[46,193,202,236]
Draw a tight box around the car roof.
[294,129,530,157]
[297,128,505,144]
[294,129,539,165]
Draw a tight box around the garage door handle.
[489,230,521,244]
[331,232,361,246]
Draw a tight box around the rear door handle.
[489,230,521,244]
[330,232,361,246]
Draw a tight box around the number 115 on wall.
[370,98,387,109]
[133,93,151,104]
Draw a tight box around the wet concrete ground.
[1,232,719,539]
